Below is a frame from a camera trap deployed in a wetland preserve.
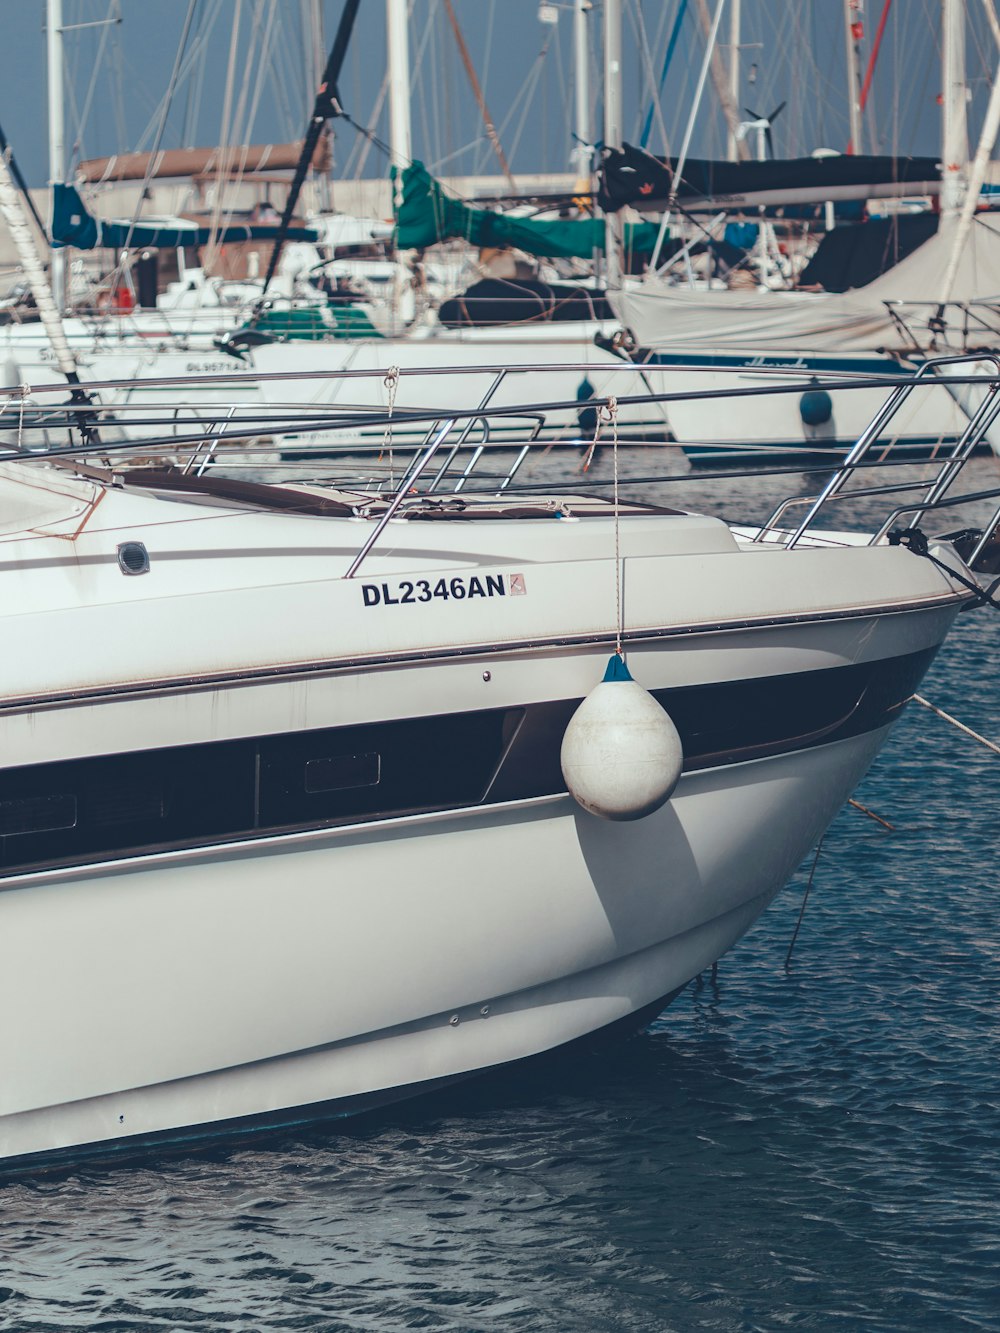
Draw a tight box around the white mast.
[603,0,623,290]
[573,0,592,185]
[46,0,67,312]
[940,58,1000,301]
[0,152,79,381]
[386,0,412,213]
[647,0,728,275]
[726,0,741,163]
[304,0,330,213]
[941,0,969,216]
[843,0,864,154]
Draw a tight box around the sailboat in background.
[7,0,997,458]
[1,0,676,449]
[602,0,1000,460]
[0,0,402,438]
[244,0,673,451]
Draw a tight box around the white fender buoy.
[560,654,684,821]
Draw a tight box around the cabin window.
[0,649,934,878]
[305,752,381,794]
[0,794,77,837]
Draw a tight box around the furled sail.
[76,139,332,184]
[50,184,319,250]
[599,143,942,213]
[393,161,662,259]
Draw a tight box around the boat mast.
[726,0,741,162]
[386,0,412,214]
[46,0,67,311]
[258,0,361,301]
[940,0,969,215]
[603,0,624,290]
[693,0,746,159]
[647,0,728,275]
[573,0,592,187]
[304,0,331,213]
[0,152,99,442]
[940,54,1000,301]
[843,1,864,154]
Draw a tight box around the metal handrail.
[343,418,457,580]
[753,475,944,543]
[3,355,1000,578]
[858,484,1000,544]
[8,360,1000,404]
[425,370,506,492]
[782,352,1000,549]
[891,372,1000,537]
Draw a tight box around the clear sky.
[2,1,996,189]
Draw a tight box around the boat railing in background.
[1,356,1000,571]
[777,352,1000,549]
[881,298,1000,351]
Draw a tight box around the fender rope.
[887,527,1000,611]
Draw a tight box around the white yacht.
[0,355,996,1171]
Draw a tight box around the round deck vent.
[117,541,150,576]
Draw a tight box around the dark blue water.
[1,464,998,1332]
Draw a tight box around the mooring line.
[784,835,826,971]
[784,694,994,971]
[913,694,1000,755]
[848,798,894,830]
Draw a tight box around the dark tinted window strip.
[0,648,934,876]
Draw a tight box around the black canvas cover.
[438,279,616,328]
[798,213,940,291]
[599,143,941,213]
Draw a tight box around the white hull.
[248,328,670,450]
[0,727,886,1167]
[5,340,259,444]
[7,323,666,450]
[0,422,975,1168]
[640,357,973,457]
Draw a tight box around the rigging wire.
[488,32,553,178]
[67,0,122,173]
[110,2,127,154]
[345,73,390,178]
[859,0,894,149]
[115,0,199,264]
[638,0,685,153]
[200,0,243,275]
[181,0,211,145]
[471,0,499,178]
[784,836,825,971]
[207,0,286,231]
[340,114,393,164]
[129,0,224,154]
[243,1,280,143]
[403,0,439,177]
[265,3,306,144]
[548,4,571,174]
[417,0,442,184]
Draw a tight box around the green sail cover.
[245,305,382,340]
[393,162,661,259]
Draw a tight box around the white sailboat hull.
[0,726,886,1168]
[634,354,973,459]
